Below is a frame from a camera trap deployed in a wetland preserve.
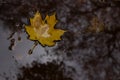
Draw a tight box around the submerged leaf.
[86,17,105,33]
[25,11,66,46]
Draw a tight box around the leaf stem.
[28,41,38,55]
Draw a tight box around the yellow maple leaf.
[25,11,66,46]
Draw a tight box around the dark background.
[0,0,120,80]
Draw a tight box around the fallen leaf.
[25,11,66,46]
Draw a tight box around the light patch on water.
[0,20,59,80]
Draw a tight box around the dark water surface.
[0,0,120,80]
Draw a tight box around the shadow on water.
[0,0,120,80]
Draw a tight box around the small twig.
[7,32,15,40]
[8,38,15,50]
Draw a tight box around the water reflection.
[0,0,120,80]
[0,20,61,80]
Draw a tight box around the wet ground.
[0,0,120,80]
